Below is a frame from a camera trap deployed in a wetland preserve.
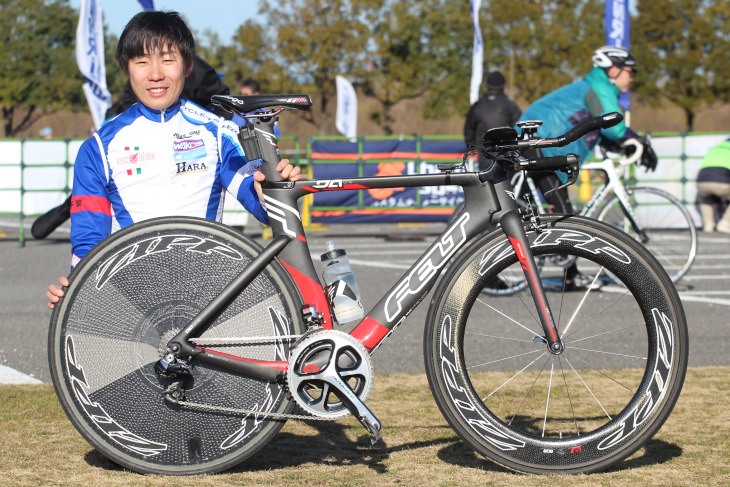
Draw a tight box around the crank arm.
[305,363,382,444]
[328,373,382,445]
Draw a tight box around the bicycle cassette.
[287,329,374,420]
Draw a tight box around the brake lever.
[544,162,580,197]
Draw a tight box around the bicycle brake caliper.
[522,192,542,232]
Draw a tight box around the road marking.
[0,364,43,384]
[682,275,730,281]
[0,220,70,234]
[678,294,730,307]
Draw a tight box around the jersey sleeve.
[69,136,113,268]
[218,124,271,225]
[585,84,628,142]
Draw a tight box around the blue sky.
[68,0,259,42]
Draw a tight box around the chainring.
[287,330,374,420]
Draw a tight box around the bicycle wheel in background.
[48,217,304,475]
[595,186,697,284]
[424,215,687,474]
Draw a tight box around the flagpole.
[76,0,111,129]
[469,0,483,105]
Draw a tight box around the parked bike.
[49,95,688,475]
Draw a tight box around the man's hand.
[47,276,70,310]
[253,159,303,202]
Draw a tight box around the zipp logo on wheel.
[95,235,243,289]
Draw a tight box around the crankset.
[287,330,382,444]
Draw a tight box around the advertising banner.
[309,139,467,223]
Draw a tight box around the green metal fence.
[1,132,728,246]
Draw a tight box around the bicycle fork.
[496,182,564,353]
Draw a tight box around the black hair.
[240,78,261,93]
[116,10,195,76]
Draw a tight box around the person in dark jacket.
[464,71,522,170]
[31,56,232,240]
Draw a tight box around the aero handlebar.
[482,112,624,152]
[516,154,582,171]
[536,112,623,149]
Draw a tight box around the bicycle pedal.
[360,415,383,446]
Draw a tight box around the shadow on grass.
[608,438,683,472]
[229,419,458,475]
[436,437,682,474]
[81,422,681,476]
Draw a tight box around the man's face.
[609,65,635,94]
[127,45,191,111]
[240,85,259,96]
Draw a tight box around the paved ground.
[1,216,728,383]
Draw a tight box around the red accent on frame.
[198,347,288,371]
[338,184,370,190]
[350,316,390,351]
[508,236,557,343]
[70,195,111,215]
[280,260,333,330]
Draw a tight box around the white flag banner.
[76,0,111,129]
[469,0,483,105]
[335,75,357,138]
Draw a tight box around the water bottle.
[321,240,364,325]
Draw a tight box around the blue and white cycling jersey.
[70,99,267,268]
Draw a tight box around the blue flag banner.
[309,139,468,223]
[138,0,154,10]
[76,0,111,129]
[604,0,630,110]
[469,0,483,105]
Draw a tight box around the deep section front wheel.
[424,215,687,474]
[48,217,304,475]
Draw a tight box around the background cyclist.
[45,10,301,309]
[516,45,658,289]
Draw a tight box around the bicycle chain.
[163,393,336,421]
[164,328,333,421]
[189,335,302,346]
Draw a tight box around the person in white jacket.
[46,10,300,309]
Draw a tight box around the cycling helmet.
[592,46,637,70]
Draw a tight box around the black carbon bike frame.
[166,116,564,382]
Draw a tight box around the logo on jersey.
[173,130,200,139]
[173,139,207,162]
[116,146,155,165]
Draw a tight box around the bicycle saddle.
[211,94,312,115]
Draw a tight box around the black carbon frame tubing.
[168,235,292,356]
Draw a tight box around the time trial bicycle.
[48,95,688,476]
